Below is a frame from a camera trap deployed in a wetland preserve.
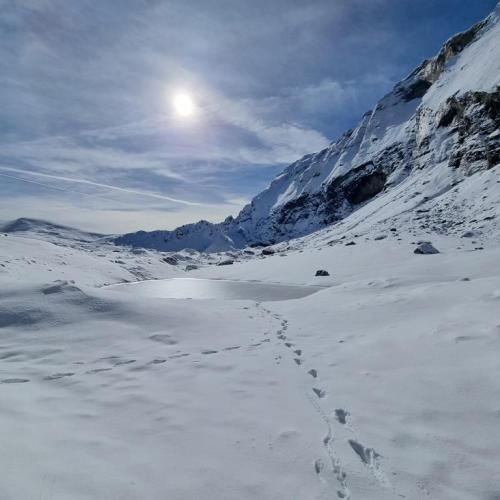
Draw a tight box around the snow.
[1,159,500,498]
[1,3,500,498]
[422,5,500,109]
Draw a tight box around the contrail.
[0,166,207,206]
[0,171,117,202]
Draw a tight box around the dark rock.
[315,270,330,277]
[414,242,440,255]
[461,231,475,238]
[217,259,234,266]
[261,248,275,256]
[345,172,387,204]
[345,241,356,246]
[332,166,387,206]
[185,264,198,271]
[162,256,178,265]
[397,78,432,102]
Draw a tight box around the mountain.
[115,4,500,253]
[1,218,105,244]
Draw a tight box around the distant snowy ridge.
[1,217,105,243]
[115,3,500,252]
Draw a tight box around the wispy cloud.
[0,167,209,206]
[1,0,495,232]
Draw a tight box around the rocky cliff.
[115,3,500,252]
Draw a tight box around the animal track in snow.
[314,458,324,474]
[1,378,30,384]
[113,359,136,366]
[149,333,178,345]
[335,408,349,425]
[86,368,112,374]
[313,387,326,399]
[260,305,398,498]
[308,393,351,499]
[348,440,380,465]
[44,372,75,381]
[253,304,352,497]
[347,438,392,490]
[223,346,241,351]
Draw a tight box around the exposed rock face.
[162,256,178,265]
[438,89,500,174]
[261,248,275,256]
[114,5,500,253]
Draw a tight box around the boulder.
[217,259,234,266]
[414,242,440,255]
[261,248,275,256]
[185,264,198,271]
[315,270,330,277]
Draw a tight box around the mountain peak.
[115,5,500,253]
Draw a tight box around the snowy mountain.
[115,4,500,252]
[1,218,105,244]
[3,4,500,498]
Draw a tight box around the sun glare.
[173,92,196,117]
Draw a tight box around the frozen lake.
[109,277,326,301]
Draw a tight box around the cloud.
[1,0,495,232]
[0,167,208,206]
[0,192,248,234]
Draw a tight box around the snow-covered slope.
[3,5,500,499]
[116,3,500,252]
[2,198,500,498]
[1,217,105,244]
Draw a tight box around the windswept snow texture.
[116,3,500,252]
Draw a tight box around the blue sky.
[0,0,497,233]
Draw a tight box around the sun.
[173,92,196,117]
